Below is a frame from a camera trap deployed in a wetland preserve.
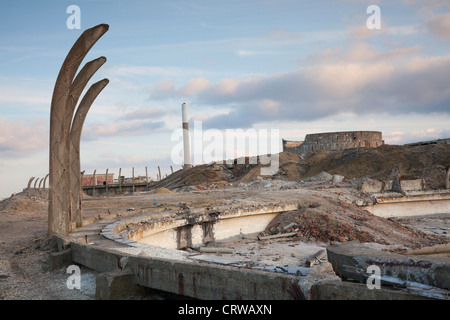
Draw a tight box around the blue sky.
[1,0,450,199]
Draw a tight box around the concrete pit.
[61,185,450,300]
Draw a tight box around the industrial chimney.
[182,102,191,169]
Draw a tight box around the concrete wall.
[136,212,280,249]
[283,131,383,155]
[125,204,298,250]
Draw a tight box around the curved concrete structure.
[48,24,109,236]
[66,201,303,300]
[283,131,383,155]
[101,203,298,250]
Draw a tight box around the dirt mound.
[301,144,450,185]
[259,196,448,249]
[0,189,48,214]
[151,144,449,191]
[148,187,174,194]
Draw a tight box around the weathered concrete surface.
[70,241,125,273]
[326,241,450,291]
[128,204,298,250]
[129,255,297,300]
[361,180,383,193]
[297,262,341,299]
[54,187,450,300]
[361,179,424,194]
[400,179,423,191]
[48,248,73,271]
[48,23,109,236]
[96,269,148,300]
[312,280,435,300]
[82,182,150,196]
[283,131,383,155]
[67,237,297,300]
[364,191,450,218]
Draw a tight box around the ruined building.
[283,131,383,155]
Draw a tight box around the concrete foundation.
[363,191,450,218]
[312,281,436,300]
[57,191,450,300]
[96,269,148,300]
[327,242,450,292]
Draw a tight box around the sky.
[0,0,450,199]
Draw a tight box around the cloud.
[405,0,450,17]
[147,43,450,129]
[178,77,211,95]
[0,119,48,158]
[122,106,167,120]
[347,22,421,42]
[0,85,51,105]
[384,128,450,145]
[103,64,202,79]
[82,120,166,140]
[81,153,177,174]
[81,105,169,140]
[426,12,450,42]
[236,50,259,57]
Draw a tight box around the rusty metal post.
[48,24,108,236]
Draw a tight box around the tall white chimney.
[182,103,191,169]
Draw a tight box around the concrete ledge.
[361,180,383,193]
[312,280,435,300]
[327,242,450,291]
[70,242,125,273]
[129,255,297,300]
[96,269,148,300]
[48,248,73,270]
[101,203,299,250]
[67,236,298,300]
[361,179,424,194]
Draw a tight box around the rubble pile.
[258,196,448,249]
[151,143,450,192]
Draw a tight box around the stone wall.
[283,131,383,155]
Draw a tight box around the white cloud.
[146,43,450,129]
[103,64,203,78]
[427,12,450,42]
[384,128,450,144]
[0,119,48,158]
[236,50,259,57]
